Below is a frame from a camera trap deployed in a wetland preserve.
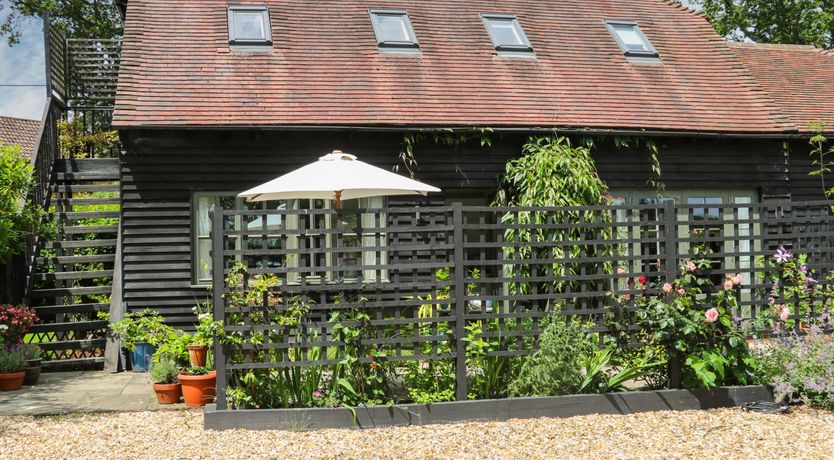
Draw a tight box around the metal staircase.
[26,159,120,370]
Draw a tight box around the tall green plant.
[0,144,52,263]
[493,136,612,300]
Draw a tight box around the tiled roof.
[114,0,792,134]
[730,42,834,134]
[0,115,41,158]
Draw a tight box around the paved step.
[34,303,110,315]
[30,320,109,333]
[36,254,115,265]
[30,285,113,298]
[49,239,117,250]
[34,270,114,282]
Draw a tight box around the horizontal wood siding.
[120,130,786,326]
[788,140,832,202]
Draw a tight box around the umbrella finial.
[320,150,357,161]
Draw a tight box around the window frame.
[481,13,533,54]
[604,20,658,58]
[227,4,273,47]
[369,9,420,50]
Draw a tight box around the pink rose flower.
[617,267,627,275]
[686,261,697,272]
[705,308,719,323]
[662,283,673,294]
[780,306,790,322]
[723,280,734,291]
[734,273,744,285]
[677,288,686,296]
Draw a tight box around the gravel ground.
[1,407,832,459]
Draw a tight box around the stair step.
[62,225,118,234]
[36,254,115,265]
[37,338,107,351]
[55,172,119,181]
[34,303,110,315]
[51,211,120,220]
[34,270,114,282]
[30,286,113,298]
[54,184,120,193]
[42,357,105,370]
[30,320,109,333]
[50,197,120,206]
[50,239,117,249]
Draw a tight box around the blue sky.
[0,0,46,121]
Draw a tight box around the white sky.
[0,0,47,120]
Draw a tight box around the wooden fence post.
[211,206,228,410]
[452,202,468,401]
[663,199,682,389]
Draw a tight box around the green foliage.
[148,358,179,384]
[611,137,665,191]
[108,309,177,351]
[508,314,592,397]
[1,0,123,45]
[463,320,512,399]
[0,346,26,373]
[633,259,755,389]
[398,128,493,178]
[695,0,834,50]
[180,366,211,376]
[493,136,612,301]
[0,144,54,262]
[57,119,120,159]
[752,327,834,408]
[19,343,41,361]
[578,347,664,394]
[153,332,192,368]
[191,299,225,347]
[808,122,834,199]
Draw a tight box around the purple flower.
[775,246,793,263]
[806,276,818,286]
[800,264,808,274]
[313,390,322,398]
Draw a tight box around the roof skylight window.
[369,10,419,51]
[605,20,658,58]
[481,14,533,55]
[228,5,272,46]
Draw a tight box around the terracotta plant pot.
[179,371,216,407]
[187,344,209,368]
[0,371,26,391]
[23,359,41,386]
[152,383,183,404]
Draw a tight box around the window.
[192,193,387,285]
[227,5,272,46]
[369,9,419,50]
[481,14,533,54]
[604,20,657,57]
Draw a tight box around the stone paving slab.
[0,371,187,415]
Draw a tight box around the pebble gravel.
[1,406,832,459]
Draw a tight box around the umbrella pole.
[334,191,342,210]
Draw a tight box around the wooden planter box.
[204,385,772,431]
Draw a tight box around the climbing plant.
[397,128,493,178]
[808,121,834,200]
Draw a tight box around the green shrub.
[0,346,26,373]
[154,332,192,368]
[149,359,179,384]
[508,314,592,397]
[109,309,177,351]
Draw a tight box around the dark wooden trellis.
[211,200,834,408]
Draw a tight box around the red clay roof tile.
[113,0,792,134]
[0,115,41,158]
[730,42,834,134]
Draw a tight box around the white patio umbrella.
[238,150,441,207]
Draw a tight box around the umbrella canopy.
[238,150,441,207]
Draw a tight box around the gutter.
[114,124,809,140]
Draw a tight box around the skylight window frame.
[227,4,272,47]
[369,9,420,50]
[604,20,658,58]
[481,13,534,54]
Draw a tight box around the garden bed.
[204,385,772,430]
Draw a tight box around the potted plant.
[0,346,26,391]
[178,366,217,407]
[20,344,42,385]
[0,305,38,345]
[109,309,176,372]
[149,358,181,404]
[189,300,224,368]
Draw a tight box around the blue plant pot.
[131,342,157,372]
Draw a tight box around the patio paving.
[0,371,187,415]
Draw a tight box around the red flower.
[370,362,378,370]
[638,276,647,285]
